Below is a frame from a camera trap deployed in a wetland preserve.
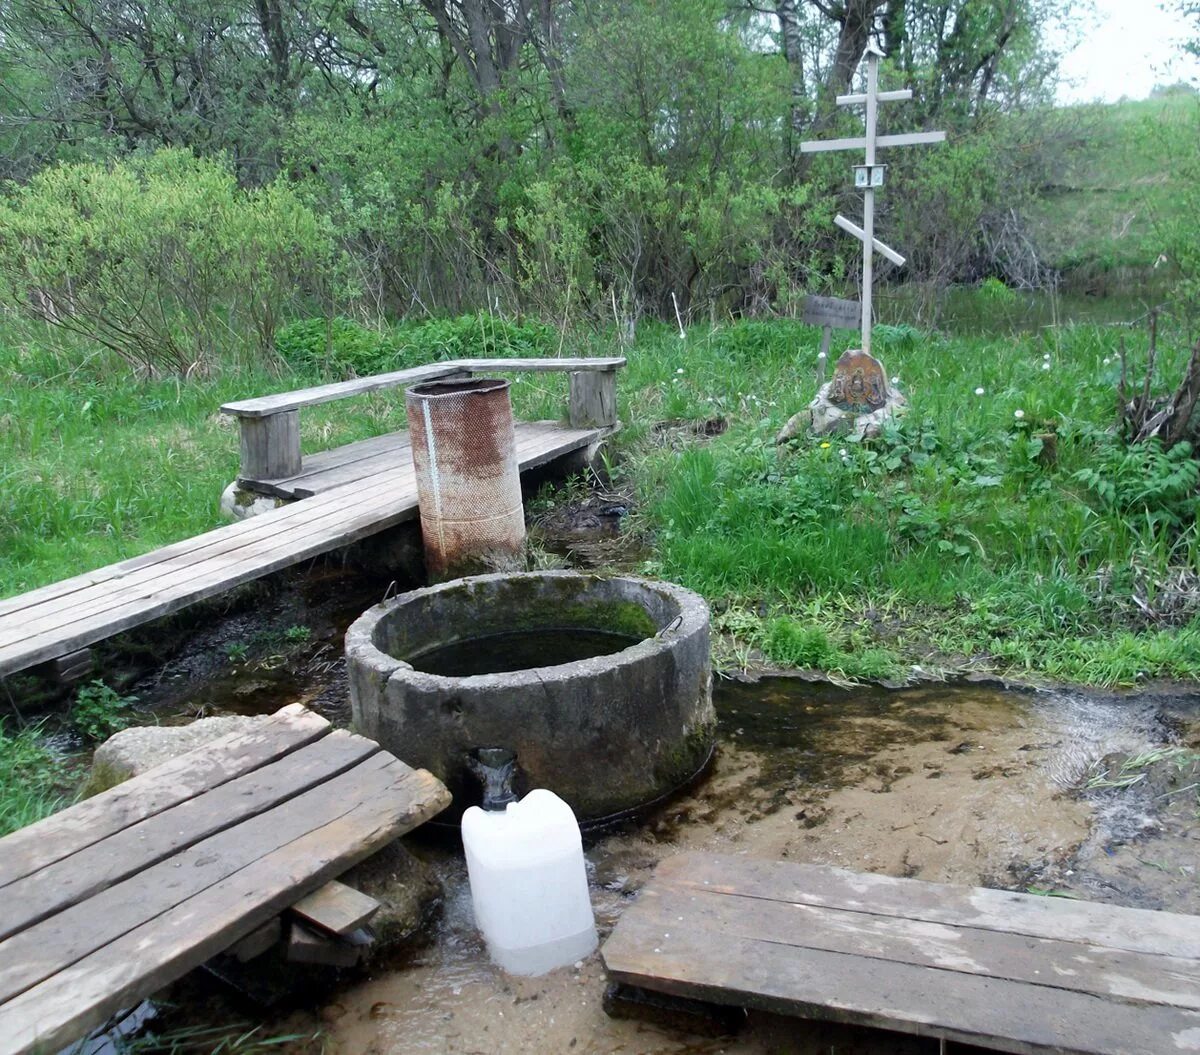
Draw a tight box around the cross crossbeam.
[800,44,946,355]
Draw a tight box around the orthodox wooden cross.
[801,44,945,356]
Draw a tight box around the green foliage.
[275,313,557,378]
[0,720,65,836]
[0,150,333,373]
[1074,438,1200,530]
[72,680,138,742]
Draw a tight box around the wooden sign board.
[803,295,860,331]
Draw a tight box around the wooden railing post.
[238,410,302,481]
[568,370,618,428]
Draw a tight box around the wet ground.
[32,528,1200,1055]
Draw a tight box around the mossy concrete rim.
[345,570,709,689]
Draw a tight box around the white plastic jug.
[461,788,598,975]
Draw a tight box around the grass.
[0,718,69,836]
[2,304,1199,687]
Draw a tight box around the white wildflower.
[675,367,684,375]
[1014,409,1025,420]
[974,386,985,396]
[1041,362,1050,370]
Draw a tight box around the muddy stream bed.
[87,583,1199,1055]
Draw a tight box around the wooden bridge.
[0,356,623,679]
[0,704,450,1055]
[603,852,1200,1054]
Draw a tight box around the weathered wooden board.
[240,431,414,498]
[0,704,329,889]
[0,760,450,1055]
[802,295,860,330]
[602,853,1200,1055]
[221,356,625,417]
[0,730,378,940]
[290,880,381,935]
[654,853,1200,961]
[0,423,603,676]
[0,753,414,1004]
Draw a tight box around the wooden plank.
[0,704,329,889]
[238,410,301,479]
[0,729,378,940]
[633,884,1200,1011]
[800,130,946,154]
[221,357,626,418]
[0,425,600,675]
[0,421,587,628]
[0,762,450,1055]
[0,753,420,1005]
[290,880,380,935]
[837,89,913,105]
[656,854,1200,961]
[604,908,1200,1055]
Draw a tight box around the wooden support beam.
[568,371,618,428]
[238,410,302,482]
[227,917,281,962]
[50,649,93,686]
[287,921,364,968]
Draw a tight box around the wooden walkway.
[0,421,602,678]
[0,704,450,1055]
[602,852,1200,1055]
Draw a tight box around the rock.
[220,480,290,521]
[338,839,444,957]
[85,715,272,796]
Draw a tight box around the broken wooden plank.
[0,704,329,889]
[290,880,380,936]
[0,729,379,940]
[0,763,450,1055]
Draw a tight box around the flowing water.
[52,575,1200,1055]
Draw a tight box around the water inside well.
[406,629,641,677]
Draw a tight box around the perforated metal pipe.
[406,377,526,582]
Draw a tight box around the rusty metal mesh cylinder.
[406,378,527,581]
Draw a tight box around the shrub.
[0,149,333,374]
[72,680,138,742]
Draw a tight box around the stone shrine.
[776,347,906,442]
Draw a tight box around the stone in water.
[828,349,889,411]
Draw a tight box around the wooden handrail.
[221,357,627,419]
